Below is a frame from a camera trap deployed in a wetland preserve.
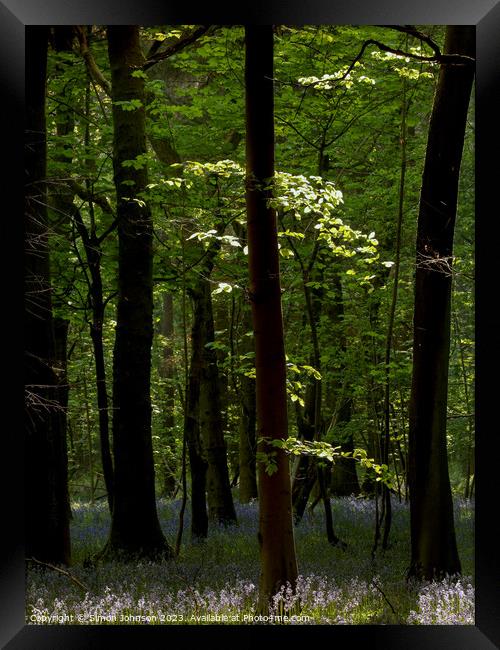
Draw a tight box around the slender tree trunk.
[304,276,343,547]
[184,222,237,532]
[25,26,71,566]
[71,211,115,514]
[452,311,474,500]
[291,261,345,547]
[89,299,114,513]
[195,281,237,525]
[292,409,319,523]
[53,317,72,521]
[245,25,298,614]
[81,368,95,504]
[361,281,386,496]
[82,57,115,513]
[238,302,258,502]
[184,287,209,540]
[187,280,237,526]
[290,252,323,524]
[324,272,360,497]
[51,28,75,523]
[159,292,178,496]
[231,222,258,503]
[408,26,474,580]
[379,72,410,552]
[104,26,172,559]
[213,297,230,450]
[145,99,181,499]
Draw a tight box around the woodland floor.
[26,496,474,625]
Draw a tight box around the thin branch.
[89,75,109,122]
[275,115,319,150]
[46,95,101,129]
[372,578,404,624]
[103,291,118,309]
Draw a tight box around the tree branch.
[377,25,442,57]
[143,25,213,71]
[301,33,474,97]
[74,26,112,97]
[375,25,475,65]
[97,218,119,244]
[366,37,473,65]
[68,180,114,217]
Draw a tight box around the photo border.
[4,0,499,647]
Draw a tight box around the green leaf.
[114,98,144,111]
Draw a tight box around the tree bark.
[25,26,71,565]
[245,25,298,614]
[408,26,474,580]
[104,26,172,559]
[194,281,237,525]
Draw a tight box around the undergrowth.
[26,496,474,625]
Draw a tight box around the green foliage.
[43,23,473,508]
[114,98,144,111]
[258,437,394,489]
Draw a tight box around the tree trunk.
[192,280,237,525]
[51,26,115,514]
[25,26,71,566]
[408,26,474,580]
[323,272,360,497]
[104,26,172,559]
[159,292,177,497]
[328,398,359,496]
[291,258,349,547]
[238,301,258,502]
[89,298,114,513]
[291,402,317,523]
[245,25,298,614]
[214,296,238,492]
[231,222,258,503]
[184,289,209,540]
[291,255,323,523]
[51,28,75,522]
[70,213,115,514]
[53,317,72,521]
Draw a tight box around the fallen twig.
[26,557,89,593]
[372,578,404,624]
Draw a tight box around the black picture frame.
[4,0,499,647]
